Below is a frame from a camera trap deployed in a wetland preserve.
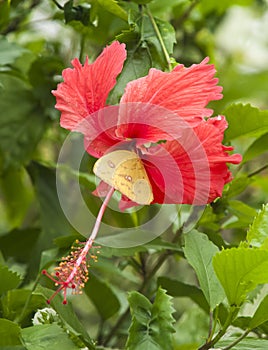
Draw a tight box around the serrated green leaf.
[224,104,268,141]
[0,74,46,171]
[249,294,268,330]
[157,277,209,312]
[151,288,176,337]
[34,285,95,349]
[183,231,225,310]
[97,0,128,21]
[247,204,268,248]
[84,272,120,320]
[0,264,21,296]
[128,291,152,324]
[21,324,80,350]
[126,288,175,350]
[243,133,268,164]
[0,319,22,346]
[213,247,268,306]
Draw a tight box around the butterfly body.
[93,150,153,205]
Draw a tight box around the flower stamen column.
[42,187,115,304]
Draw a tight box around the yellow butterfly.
[93,150,153,205]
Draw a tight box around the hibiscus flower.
[52,41,241,210]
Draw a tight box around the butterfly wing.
[93,150,153,205]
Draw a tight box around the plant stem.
[248,164,268,178]
[222,329,250,350]
[145,6,172,71]
[198,307,238,350]
[52,0,64,10]
[207,306,219,343]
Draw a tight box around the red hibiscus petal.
[116,102,189,143]
[81,106,123,158]
[118,195,140,211]
[120,58,222,125]
[140,116,242,206]
[52,41,126,131]
[92,181,112,198]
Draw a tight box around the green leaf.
[28,56,64,114]
[213,247,268,306]
[126,288,175,350]
[224,104,268,141]
[250,294,268,329]
[174,305,209,348]
[35,285,95,349]
[108,45,151,104]
[0,74,46,171]
[133,0,153,4]
[0,1,10,32]
[224,175,252,199]
[0,319,22,346]
[21,324,80,350]
[0,228,40,263]
[217,337,268,350]
[0,37,28,66]
[27,163,75,277]
[141,15,176,61]
[0,264,21,296]
[97,0,128,21]
[243,132,268,164]
[247,204,268,248]
[199,0,253,14]
[224,200,257,229]
[0,168,34,233]
[84,272,120,320]
[101,237,181,257]
[183,231,225,310]
[157,277,209,312]
[64,0,91,26]
[1,289,46,326]
[128,291,152,324]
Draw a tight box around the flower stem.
[66,186,114,283]
[145,6,172,71]
[43,187,115,304]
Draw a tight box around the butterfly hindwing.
[93,150,153,205]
